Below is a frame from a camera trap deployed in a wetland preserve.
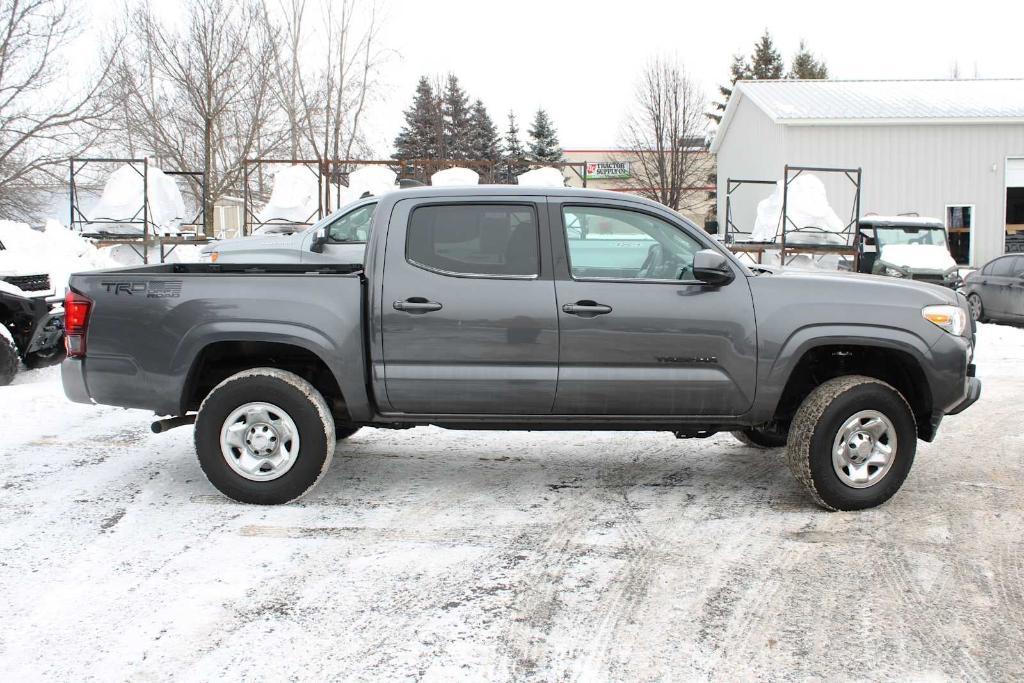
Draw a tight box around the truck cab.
[856,215,960,287]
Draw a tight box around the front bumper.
[947,376,981,415]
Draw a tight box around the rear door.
[379,197,558,414]
[548,198,757,416]
[986,256,1017,316]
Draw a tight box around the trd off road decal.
[100,281,182,298]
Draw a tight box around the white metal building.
[711,79,1024,266]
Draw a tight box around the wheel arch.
[179,335,348,422]
[759,328,938,440]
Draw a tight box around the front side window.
[563,205,702,281]
[327,203,376,242]
[407,204,539,277]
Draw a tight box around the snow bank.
[348,166,397,197]
[0,220,120,294]
[431,167,479,187]
[86,164,186,235]
[751,174,845,243]
[256,165,321,231]
[879,244,957,271]
[517,167,565,187]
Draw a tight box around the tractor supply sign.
[585,161,630,180]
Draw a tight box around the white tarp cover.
[431,167,479,187]
[86,164,186,235]
[517,167,565,187]
[333,166,399,206]
[879,244,957,271]
[256,165,321,230]
[751,174,845,243]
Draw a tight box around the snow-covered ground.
[1,324,1022,680]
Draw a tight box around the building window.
[946,205,973,265]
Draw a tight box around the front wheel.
[786,375,916,511]
[0,332,17,386]
[194,368,336,504]
[967,293,985,323]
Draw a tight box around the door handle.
[393,298,442,313]
[562,300,612,316]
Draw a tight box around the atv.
[0,238,65,385]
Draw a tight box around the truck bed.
[64,262,367,416]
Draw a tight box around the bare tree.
[112,0,283,234]
[619,57,711,214]
[0,0,116,219]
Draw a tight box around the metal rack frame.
[724,165,862,268]
[69,158,208,264]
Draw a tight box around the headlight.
[883,266,906,278]
[922,305,967,336]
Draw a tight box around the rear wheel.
[967,293,985,323]
[195,368,335,504]
[786,375,916,511]
[732,425,788,449]
[0,332,17,386]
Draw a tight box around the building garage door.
[1007,159,1024,254]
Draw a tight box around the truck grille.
[3,274,51,292]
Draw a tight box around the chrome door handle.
[562,301,612,316]
[393,298,442,313]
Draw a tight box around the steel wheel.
[831,410,897,489]
[220,402,300,481]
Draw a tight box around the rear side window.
[406,204,539,277]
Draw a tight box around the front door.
[549,200,757,416]
[381,197,558,414]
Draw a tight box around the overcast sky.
[86,0,1024,154]
[367,0,1024,151]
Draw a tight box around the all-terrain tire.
[335,424,361,441]
[0,331,18,386]
[786,375,916,511]
[732,426,788,449]
[195,368,335,504]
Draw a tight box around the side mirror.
[310,228,328,253]
[692,249,735,286]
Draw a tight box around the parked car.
[62,186,980,511]
[200,198,376,264]
[962,253,1024,323]
[856,216,960,288]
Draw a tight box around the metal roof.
[711,79,1024,152]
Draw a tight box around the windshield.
[326,203,376,243]
[874,226,948,249]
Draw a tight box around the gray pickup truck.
[61,186,980,510]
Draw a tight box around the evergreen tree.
[708,53,750,123]
[788,40,829,79]
[526,109,563,164]
[441,74,472,160]
[749,29,784,79]
[468,99,501,161]
[393,76,440,160]
[500,112,529,183]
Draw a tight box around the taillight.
[64,290,92,358]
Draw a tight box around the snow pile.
[0,220,120,294]
[256,165,321,230]
[517,167,565,187]
[751,174,845,243]
[86,164,186,235]
[879,244,957,271]
[431,167,479,187]
[348,166,397,197]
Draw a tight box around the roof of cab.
[376,184,668,207]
